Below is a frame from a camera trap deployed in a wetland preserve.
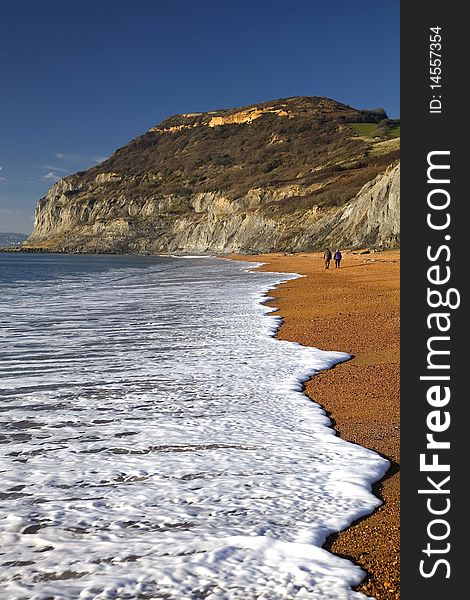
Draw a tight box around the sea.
[0,253,389,600]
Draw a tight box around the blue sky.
[0,0,399,233]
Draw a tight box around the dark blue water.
[0,252,174,285]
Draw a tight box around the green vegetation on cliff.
[84,96,398,209]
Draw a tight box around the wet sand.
[230,250,400,599]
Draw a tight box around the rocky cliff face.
[25,97,399,253]
[312,161,400,250]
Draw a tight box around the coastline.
[231,249,400,599]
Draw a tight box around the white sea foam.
[0,256,388,599]
[170,254,213,259]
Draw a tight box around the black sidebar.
[401,2,466,598]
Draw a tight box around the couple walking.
[324,248,342,269]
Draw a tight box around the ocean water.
[0,253,389,600]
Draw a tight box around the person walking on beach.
[323,248,332,269]
[334,248,342,268]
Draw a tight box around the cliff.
[25,96,400,253]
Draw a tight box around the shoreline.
[231,249,400,599]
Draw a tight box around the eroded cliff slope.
[25,96,400,253]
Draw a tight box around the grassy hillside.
[78,97,399,211]
[350,121,400,139]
